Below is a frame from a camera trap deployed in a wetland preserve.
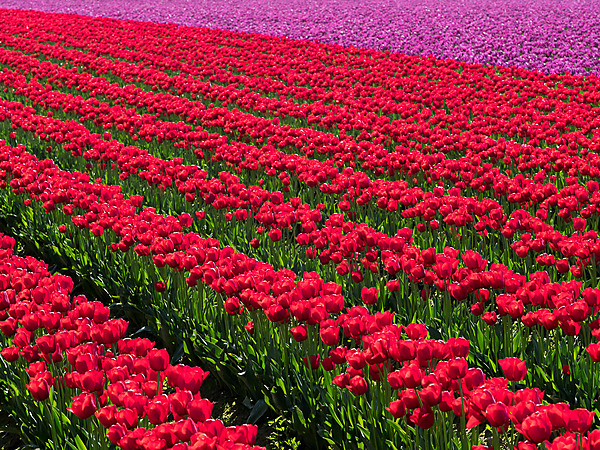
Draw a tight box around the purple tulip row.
[2,0,599,76]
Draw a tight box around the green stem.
[492,427,501,450]
[503,315,511,357]
[458,379,468,450]
[44,398,59,450]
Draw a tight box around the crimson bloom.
[148,349,170,372]
[187,396,214,422]
[96,405,118,428]
[80,370,105,392]
[347,375,368,395]
[146,396,171,425]
[411,407,435,429]
[361,287,378,305]
[565,409,594,434]
[520,413,552,443]
[499,357,527,381]
[290,325,308,342]
[386,400,406,419]
[320,325,340,346]
[447,357,468,379]
[27,376,51,401]
[1,346,19,362]
[485,402,510,427]
[587,343,600,362]
[68,392,97,420]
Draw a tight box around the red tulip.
[485,402,510,427]
[107,424,127,445]
[81,370,105,392]
[223,297,241,315]
[556,259,570,273]
[589,429,600,450]
[346,349,366,370]
[148,348,170,372]
[386,400,407,419]
[27,376,50,401]
[1,346,19,362]
[587,343,600,362]
[399,364,422,388]
[122,394,148,418]
[347,375,368,395]
[268,228,282,242]
[565,409,594,434]
[303,354,321,370]
[147,396,171,425]
[447,338,470,358]
[420,383,442,407]
[448,358,468,379]
[68,392,98,420]
[499,357,527,381]
[411,407,435,429]
[96,405,118,428]
[482,311,497,325]
[520,413,552,443]
[166,365,209,393]
[168,390,193,417]
[187,396,214,422]
[470,389,495,414]
[173,418,197,442]
[290,325,308,342]
[389,340,416,361]
[386,280,400,292]
[115,407,139,429]
[320,325,340,346]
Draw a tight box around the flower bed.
[0,8,599,450]
[1,1,599,75]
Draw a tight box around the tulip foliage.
[1,7,600,450]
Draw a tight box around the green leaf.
[476,325,485,355]
[357,424,371,441]
[247,399,269,424]
[276,377,287,395]
[65,435,87,450]
[384,440,400,450]
[293,405,306,428]
[385,419,409,441]
[171,343,185,364]
[0,425,22,434]
[51,406,63,437]
[326,401,344,428]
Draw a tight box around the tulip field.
[1,5,600,450]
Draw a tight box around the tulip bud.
[499,357,527,381]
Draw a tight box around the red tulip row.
[0,41,596,244]
[0,33,596,214]
[1,137,599,448]
[3,15,600,211]
[2,75,600,357]
[3,89,600,346]
[0,44,598,265]
[1,8,600,448]
[0,230,263,450]
[3,38,600,267]
[331,319,599,449]
[3,9,600,143]
[2,10,600,186]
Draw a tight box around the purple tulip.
[2,0,598,76]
